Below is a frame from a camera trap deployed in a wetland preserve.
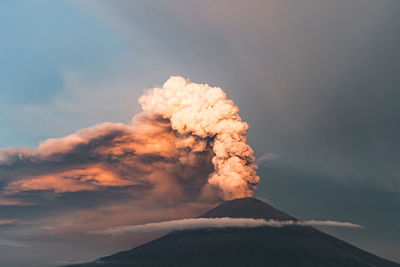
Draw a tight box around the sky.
[1,0,400,266]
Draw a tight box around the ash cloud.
[0,76,258,207]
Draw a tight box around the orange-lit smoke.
[139,76,259,199]
[1,76,259,200]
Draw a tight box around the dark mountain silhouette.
[64,197,399,267]
[199,197,297,221]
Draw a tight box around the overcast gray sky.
[1,0,399,266]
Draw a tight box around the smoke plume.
[0,76,258,202]
[139,76,259,198]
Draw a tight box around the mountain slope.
[64,198,399,267]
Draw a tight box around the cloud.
[0,198,30,206]
[0,148,36,165]
[0,76,258,202]
[0,239,27,247]
[257,153,280,164]
[49,259,92,266]
[303,220,364,228]
[0,219,17,226]
[6,166,136,194]
[92,217,363,235]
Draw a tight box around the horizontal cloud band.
[92,217,363,235]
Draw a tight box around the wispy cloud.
[0,219,17,226]
[0,198,30,206]
[49,259,92,265]
[303,220,364,228]
[256,153,279,164]
[0,239,27,247]
[92,217,363,235]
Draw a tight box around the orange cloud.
[1,76,258,203]
[7,166,135,193]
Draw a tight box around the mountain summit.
[64,197,399,267]
[199,197,297,221]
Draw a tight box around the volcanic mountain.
[64,198,399,267]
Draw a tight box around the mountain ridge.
[63,197,400,267]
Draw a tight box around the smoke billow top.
[0,76,259,201]
[139,77,259,199]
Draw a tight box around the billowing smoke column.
[139,77,259,199]
[0,76,259,201]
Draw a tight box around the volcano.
[64,198,399,267]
